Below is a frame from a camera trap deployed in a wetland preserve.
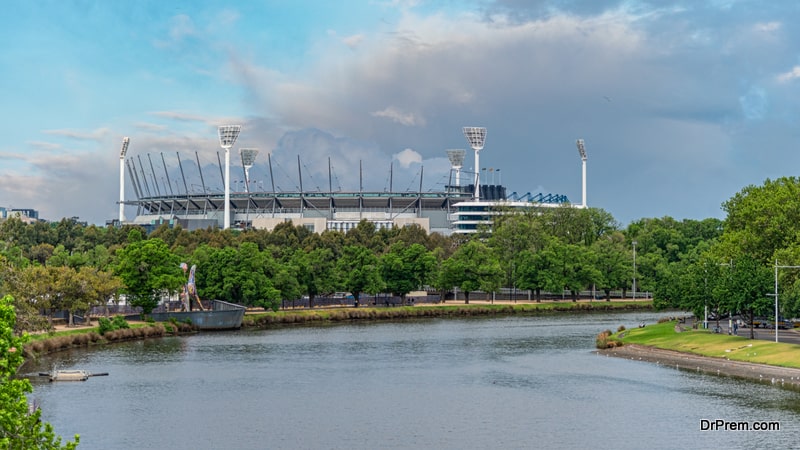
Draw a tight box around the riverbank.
[600,344,800,388]
[600,320,800,388]
[243,300,654,327]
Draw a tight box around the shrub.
[595,330,611,349]
[617,325,626,333]
[98,317,113,335]
[112,315,130,329]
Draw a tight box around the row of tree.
[4,176,800,334]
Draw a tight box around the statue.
[180,263,205,311]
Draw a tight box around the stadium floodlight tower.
[576,139,587,208]
[462,127,487,200]
[119,137,130,222]
[218,125,242,230]
[446,149,466,188]
[239,148,259,193]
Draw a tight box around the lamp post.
[218,125,241,230]
[773,260,800,343]
[632,240,637,300]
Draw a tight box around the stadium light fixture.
[446,149,466,187]
[463,127,487,200]
[239,148,259,193]
[576,139,587,208]
[119,137,130,223]
[218,125,241,229]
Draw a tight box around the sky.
[2,0,800,227]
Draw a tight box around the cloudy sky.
[2,0,800,226]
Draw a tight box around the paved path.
[687,316,800,345]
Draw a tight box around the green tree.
[291,248,336,308]
[439,240,503,304]
[337,245,384,306]
[591,231,629,300]
[0,295,79,449]
[722,177,800,262]
[192,243,280,308]
[380,242,437,303]
[1,264,52,333]
[718,256,773,339]
[114,231,183,315]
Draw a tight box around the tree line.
[4,176,800,334]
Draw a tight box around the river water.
[24,311,800,449]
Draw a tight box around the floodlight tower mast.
[462,127,487,200]
[218,125,242,230]
[446,149,466,188]
[119,137,130,223]
[239,148,259,193]
[576,139,587,208]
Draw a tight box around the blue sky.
[2,0,800,226]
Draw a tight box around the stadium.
[116,127,583,235]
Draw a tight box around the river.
[24,311,800,449]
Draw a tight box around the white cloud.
[42,128,110,141]
[343,34,365,49]
[371,107,426,126]
[776,66,800,83]
[393,148,423,168]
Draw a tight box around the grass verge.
[612,321,800,369]
[244,300,653,327]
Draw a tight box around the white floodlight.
[239,148,259,193]
[218,125,242,230]
[576,139,587,161]
[119,137,130,222]
[576,139,587,208]
[463,127,487,199]
[447,149,466,187]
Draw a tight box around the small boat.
[41,370,109,382]
[150,299,246,330]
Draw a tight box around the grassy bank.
[244,300,653,327]
[609,321,800,369]
[22,321,196,358]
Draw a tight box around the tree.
[1,263,52,333]
[722,177,800,262]
[192,243,280,308]
[380,242,437,303]
[439,240,503,304]
[0,295,79,449]
[291,248,336,308]
[114,231,183,315]
[591,232,629,300]
[337,245,384,306]
[718,256,772,339]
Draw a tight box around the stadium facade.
[116,128,581,235]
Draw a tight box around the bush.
[617,325,626,333]
[113,315,130,329]
[98,317,113,335]
[99,315,130,335]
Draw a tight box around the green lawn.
[616,321,800,369]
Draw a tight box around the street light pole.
[632,240,637,300]
[773,260,800,343]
